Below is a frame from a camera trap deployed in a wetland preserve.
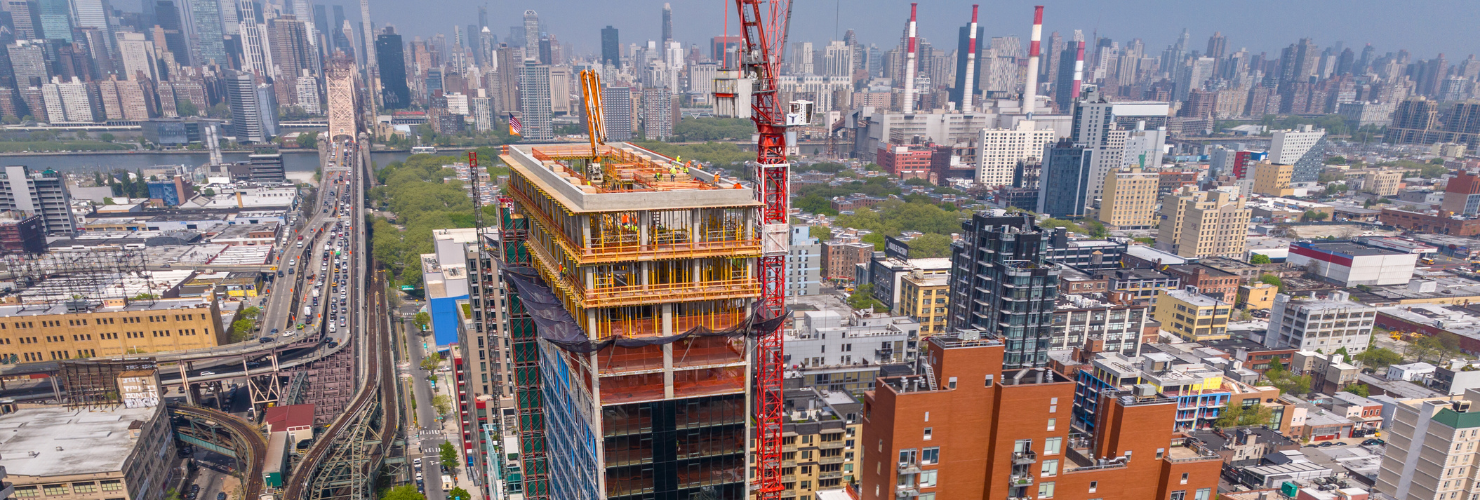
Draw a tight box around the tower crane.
[721,0,800,498]
[579,69,608,184]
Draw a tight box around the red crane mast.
[731,0,791,498]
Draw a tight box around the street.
[402,309,448,500]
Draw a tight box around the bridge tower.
[326,56,361,142]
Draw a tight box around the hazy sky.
[353,0,1480,61]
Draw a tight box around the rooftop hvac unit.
[1134,383,1157,397]
[1454,400,1472,413]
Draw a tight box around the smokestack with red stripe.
[1022,5,1043,117]
[1071,40,1085,100]
[903,3,918,113]
[961,5,979,113]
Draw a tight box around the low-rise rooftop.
[0,405,160,477]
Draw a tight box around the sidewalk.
[430,361,482,499]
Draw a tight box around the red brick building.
[861,334,1222,500]
[823,240,875,281]
[1163,264,1241,303]
[877,144,938,180]
[1379,208,1480,236]
[0,213,45,255]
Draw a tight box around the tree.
[1215,404,1274,428]
[1324,156,1348,165]
[1342,383,1371,397]
[382,485,426,500]
[905,233,953,258]
[103,197,115,205]
[1302,210,1330,222]
[1355,347,1404,370]
[446,487,472,500]
[846,284,887,312]
[439,441,459,471]
[1407,335,1458,363]
[1084,220,1110,238]
[433,394,453,418]
[414,311,431,332]
[99,132,115,142]
[420,352,443,372]
[1250,254,1272,264]
[207,103,232,119]
[296,130,320,149]
[165,489,183,500]
[176,99,199,117]
[202,188,215,197]
[808,225,830,241]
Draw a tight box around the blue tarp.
[428,295,467,346]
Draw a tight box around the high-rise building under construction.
[496,142,772,499]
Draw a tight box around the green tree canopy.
[1355,347,1404,369]
[383,485,426,500]
[847,284,887,312]
[446,488,472,500]
[1250,254,1272,264]
[440,441,459,470]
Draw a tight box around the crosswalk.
[416,429,443,436]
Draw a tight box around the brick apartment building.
[861,333,1222,500]
[1380,208,1480,236]
[1163,264,1242,303]
[823,241,875,281]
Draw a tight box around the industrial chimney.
[903,3,918,114]
[1071,40,1085,101]
[1021,5,1044,117]
[961,5,979,113]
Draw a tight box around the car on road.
[218,493,227,500]
[271,328,280,336]
[200,371,215,376]
[258,337,274,343]
[1362,438,1386,446]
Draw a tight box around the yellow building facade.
[0,297,225,362]
[1153,289,1232,341]
[1252,162,1294,197]
[896,269,949,337]
[1237,283,1278,310]
[1097,168,1160,229]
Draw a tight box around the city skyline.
[343,0,1480,60]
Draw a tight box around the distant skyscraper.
[7,41,46,87]
[660,2,671,42]
[477,5,486,30]
[236,0,273,77]
[358,0,373,68]
[312,4,330,46]
[186,0,226,65]
[1036,139,1094,218]
[330,5,350,53]
[35,0,70,42]
[154,0,190,65]
[522,10,538,56]
[712,36,740,69]
[226,70,269,142]
[4,0,41,40]
[601,85,631,141]
[642,86,673,140]
[376,27,408,109]
[518,60,552,140]
[1205,32,1226,60]
[600,25,619,69]
[70,0,111,45]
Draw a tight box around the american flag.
[508,113,522,137]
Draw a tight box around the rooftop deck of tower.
[501,142,761,212]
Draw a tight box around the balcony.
[896,485,920,498]
[1010,474,1034,487]
[1013,450,1038,464]
[898,461,921,474]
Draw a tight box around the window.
[985,374,994,387]
[1156,448,1165,459]
[12,487,36,498]
[1047,418,1056,431]
[1170,491,1187,500]
[900,449,917,465]
[1044,437,1062,455]
[42,485,68,496]
[948,377,957,389]
[1041,459,1058,477]
[920,470,937,487]
[1195,489,1211,500]
[922,447,939,465]
[1089,481,1098,493]
[1014,439,1033,453]
[924,427,932,440]
[71,483,97,493]
[1038,482,1055,499]
[1181,472,1189,485]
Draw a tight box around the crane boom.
[731,0,792,498]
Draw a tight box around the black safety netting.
[502,266,788,354]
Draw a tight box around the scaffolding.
[502,142,757,498]
[0,249,163,311]
[58,358,156,410]
[500,196,551,500]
